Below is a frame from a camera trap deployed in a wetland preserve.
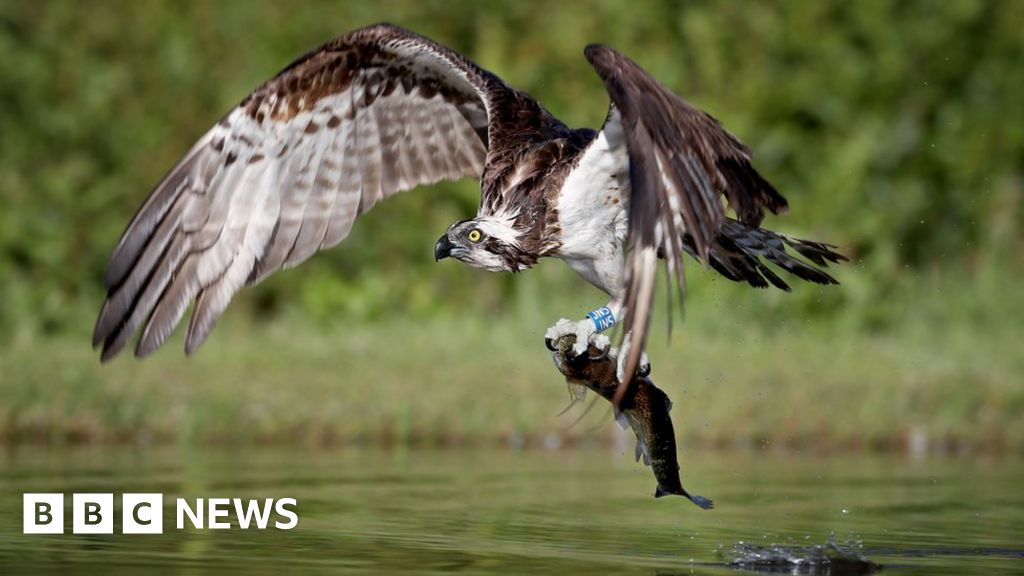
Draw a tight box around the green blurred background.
[1,0,1021,450]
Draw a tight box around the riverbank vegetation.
[2,1,1021,451]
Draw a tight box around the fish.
[548,334,714,510]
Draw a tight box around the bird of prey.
[93,23,845,394]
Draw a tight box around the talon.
[587,333,611,361]
[572,323,597,357]
[544,318,578,355]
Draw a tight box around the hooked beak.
[434,234,455,261]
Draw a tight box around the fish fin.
[635,439,651,465]
[568,382,587,402]
[614,409,629,430]
[654,485,672,498]
[556,384,587,416]
[687,494,714,510]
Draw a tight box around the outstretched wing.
[583,45,789,393]
[94,23,515,360]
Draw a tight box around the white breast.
[553,119,631,297]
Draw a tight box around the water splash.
[721,534,882,575]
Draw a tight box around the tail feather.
[682,218,846,289]
[787,237,847,267]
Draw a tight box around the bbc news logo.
[23,493,298,534]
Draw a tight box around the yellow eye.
[468,229,482,242]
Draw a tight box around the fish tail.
[656,485,714,509]
[686,494,714,510]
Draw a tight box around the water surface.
[0,446,1020,574]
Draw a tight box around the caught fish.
[616,377,713,508]
[548,334,713,510]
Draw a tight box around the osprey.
[93,23,844,394]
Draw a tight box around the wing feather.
[134,250,203,358]
[319,115,362,250]
[584,45,790,392]
[187,180,281,354]
[102,138,209,290]
[95,23,532,359]
[282,116,337,269]
[407,98,442,183]
[355,80,385,215]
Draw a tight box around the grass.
[2,270,1021,452]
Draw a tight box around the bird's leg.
[542,300,650,382]
[545,301,620,357]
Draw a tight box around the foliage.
[3,305,1022,450]
[1,0,1021,340]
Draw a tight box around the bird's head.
[434,217,530,273]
